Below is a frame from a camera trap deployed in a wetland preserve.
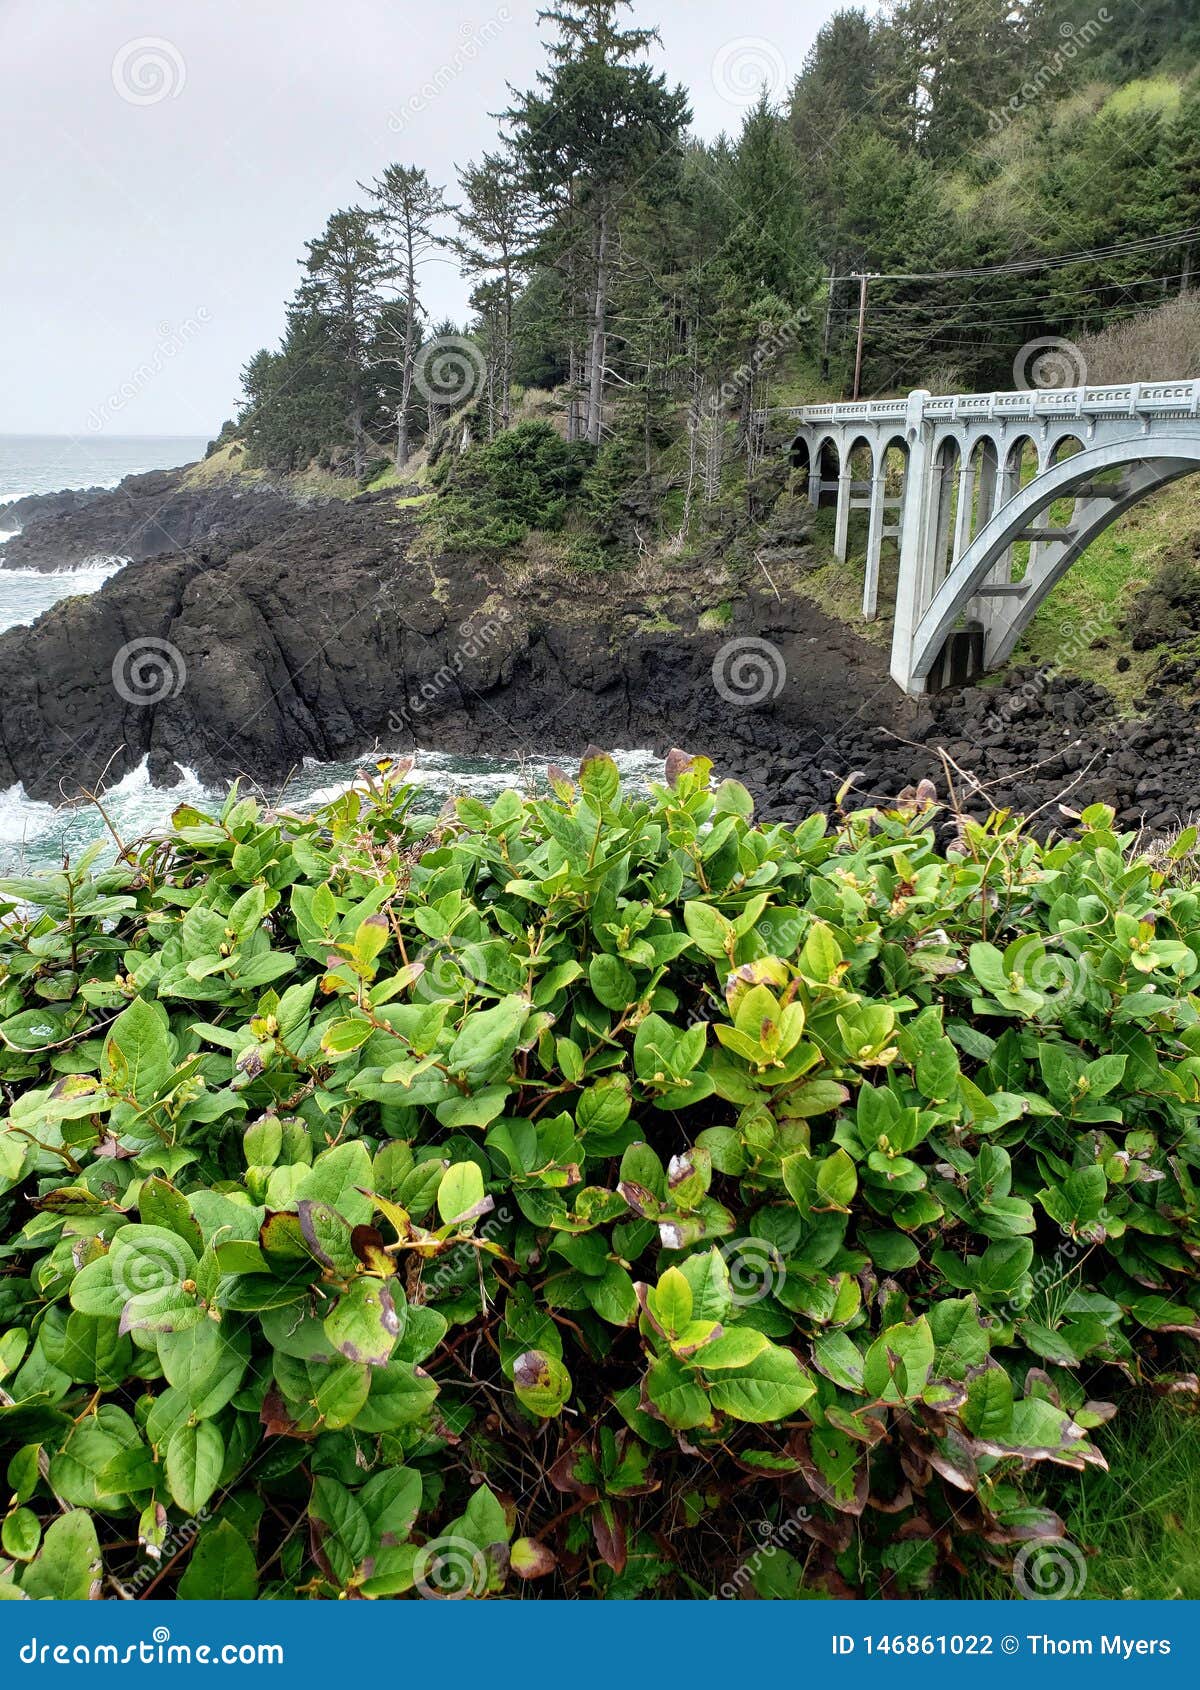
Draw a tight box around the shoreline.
[0,460,1195,840]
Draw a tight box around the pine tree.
[509,1,690,445]
[454,152,535,433]
[361,165,453,464]
[295,209,392,480]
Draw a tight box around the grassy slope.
[969,1398,1200,1601]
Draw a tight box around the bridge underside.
[770,382,1200,695]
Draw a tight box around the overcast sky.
[0,0,858,437]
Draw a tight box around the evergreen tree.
[361,164,454,464]
[509,1,690,445]
[295,209,392,480]
[454,151,535,432]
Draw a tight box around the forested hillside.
[233,0,1200,490]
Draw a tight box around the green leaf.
[104,997,172,1103]
[815,1148,857,1211]
[512,1349,571,1417]
[164,1420,224,1515]
[324,1276,405,1366]
[578,748,620,810]
[649,1266,693,1336]
[1,1507,40,1561]
[968,942,1008,995]
[296,1142,375,1227]
[178,1520,259,1600]
[863,1318,935,1403]
[706,1344,816,1423]
[20,1512,101,1600]
[963,1365,1014,1439]
[310,1476,371,1584]
[437,1161,487,1227]
[446,995,529,1077]
[683,901,734,959]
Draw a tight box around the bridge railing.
[756,379,1200,429]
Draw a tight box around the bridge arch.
[904,437,1200,691]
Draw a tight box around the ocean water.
[0,432,212,632]
[0,432,211,507]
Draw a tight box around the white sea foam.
[0,748,664,875]
[0,558,129,635]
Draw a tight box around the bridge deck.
[756,379,1200,430]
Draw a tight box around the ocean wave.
[0,558,130,580]
[0,747,663,875]
[0,759,210,858]
[0,477,123,505]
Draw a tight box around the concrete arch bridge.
[758,381,1200,694]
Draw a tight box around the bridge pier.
[833,466,852,562]
[952,457,975,566]
[862,471,888,619]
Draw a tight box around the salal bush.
[0,753,1198,1600]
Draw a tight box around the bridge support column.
[952,459,976,565]
[834,468,852,562]
[863,471,887,620]
[889,391,933,692]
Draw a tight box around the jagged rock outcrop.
[0,467,321,572]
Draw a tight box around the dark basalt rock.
[1,466,319,572]
[1,485,110,530]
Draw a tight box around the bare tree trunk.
[566,261,584,444]
[501,269,514,430]
[397,228,417,466]
[586,202,610,447]
[702,379,723,504]
[351,389,366,481]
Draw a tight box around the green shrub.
[430,419,590,554]
[1,759,1198,1599]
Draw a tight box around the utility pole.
[851,272,875,400]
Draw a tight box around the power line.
[830,226,1200,286]
[858,268,1195,315]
